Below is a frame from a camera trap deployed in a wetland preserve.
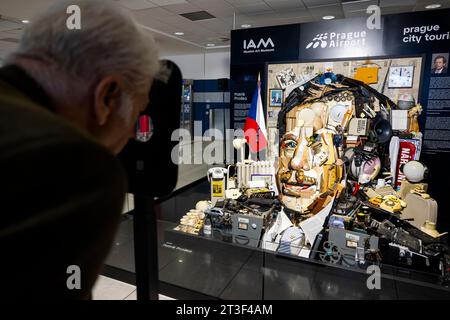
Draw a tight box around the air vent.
[180,11,215,21]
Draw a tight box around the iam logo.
[305,33,328,49]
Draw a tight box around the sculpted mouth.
[282,183,316,197]
[283,183,312,192]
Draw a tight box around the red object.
[138,115,150,133]
[395,140,417,189]
[352,183,360,196]
[244,82,268,153]
[244,118,268,152]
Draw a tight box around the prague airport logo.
[305,31,368,50]
[306,33,329,49]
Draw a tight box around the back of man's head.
[9,0,159,95]
[7,0,160,153]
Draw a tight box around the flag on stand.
[244,76,268,153]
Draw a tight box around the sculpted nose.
[290,140,306,170]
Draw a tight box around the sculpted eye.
[283,139,297,149]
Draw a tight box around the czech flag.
[244,79,268,153]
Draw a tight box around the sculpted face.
[277,132,318,198]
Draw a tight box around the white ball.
[403,161,427,182]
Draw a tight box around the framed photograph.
[431,53,448,75]
[276,67,299,89]
[269,89,283,107]
[388,65,414,88]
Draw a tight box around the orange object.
[354,67,378,84]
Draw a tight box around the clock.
[388,66,414,88]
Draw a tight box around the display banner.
[381,11,450,156]
[298,16,385,60]
[230,64,265,131]
[383,10,450,54]
[231,9,450,154]
[231,24,300,65]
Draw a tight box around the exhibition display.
[104,8,450,300]
[174,71,449,284]
[166,9,450,295]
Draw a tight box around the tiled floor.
[92,275,174,300]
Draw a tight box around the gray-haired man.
[0,0,159,298]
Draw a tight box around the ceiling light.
[174,32,184,36]
[322,15,335,20]
[22,20,30,24]
[206,43,215,47]
[425,4,441,9]
[241,24,252,28]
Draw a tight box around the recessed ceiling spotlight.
[241,24,252,28]
[174,32,184,36]
[425,4,441,9]
[206,43,215,47]
[322,15,335,20]
[22,20,30,24]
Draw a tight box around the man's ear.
[94,75,122,126]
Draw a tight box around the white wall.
[162,50,230,80]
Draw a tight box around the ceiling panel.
[159,2,201,14]
[380,0,416,7]
[272,7,312,18]
[344,9,371,18]
[265,0,305,10]
[282,16,316,24]
[0,20,23,32]
[234,2,273,14]
[0,0,56,19]
[0,31,14,38]
[132,15,180,33]
[225,0,264,6]
[162,12,200,24]
[150,0,188,5]
[3,29,23,35]
[132,7,177,21]
[187,0,235,14]
[197,19,232,35]
[381,5,416,14]
[1,0,450,55]
[114,0,157,10]
[307,4,345,18]
[302,0,339,7]
[342,0,379,12]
